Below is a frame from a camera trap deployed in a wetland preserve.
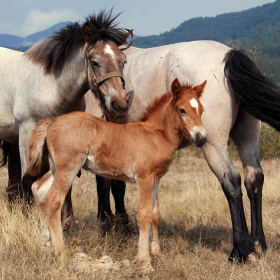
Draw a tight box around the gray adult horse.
[93,41,280,263]
[3,40,280,263]
[0,9,133,201]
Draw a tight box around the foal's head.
[171,79,207,147]
[82,10,133,119]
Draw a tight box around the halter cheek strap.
[85,57,125,118]
[88,61,125,89]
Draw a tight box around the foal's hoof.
[141,264,155,274]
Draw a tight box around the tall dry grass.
[1,148,280,279]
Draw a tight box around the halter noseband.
[85,29,133,117]
[85,56,125,117]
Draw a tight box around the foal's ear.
[82,21,92,43]
[193,80,207,98]
[171,78,181,98]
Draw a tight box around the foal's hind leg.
[46,170,78,257]
[230,108,266,255]
[32,170,54,247]
[202,139,255,262]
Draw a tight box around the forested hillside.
[2,1,280,83]
[133,0,280,84]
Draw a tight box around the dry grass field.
[1,147,280,279]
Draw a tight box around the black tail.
[0,141,10,168]
[224,49,280,131]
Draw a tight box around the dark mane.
[83,10,130,46]
[24,22,84,74]
[139,92,173,122]
[24,9,129,75]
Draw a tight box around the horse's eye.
[91,61,99,67]
[179,108,186,115]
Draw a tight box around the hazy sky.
[0,0,274,37]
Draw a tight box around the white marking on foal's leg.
[32,171,54,247]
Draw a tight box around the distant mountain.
[0,22,69,48]
[1,1,280,83]
[133,1,278,47]
[132,0,280,83]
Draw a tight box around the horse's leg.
[150,179,161,257]
[5,142,22,202]
[202,140,254,262]
[32,170,54,247]
[136,176,155,273]
[111,179,129,230]
[96,175,114,231]
[230,109,266,255]
[19,124,74,227]
[46,170,77,257]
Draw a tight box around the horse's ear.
[123,29,133,44]
[193,80,207,98]
[171,78,181,99]
[82,22,92,42]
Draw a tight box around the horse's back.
[124,41,237,138]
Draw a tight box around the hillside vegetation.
[134,0,280,84]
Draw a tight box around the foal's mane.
[139,83,194,122]
[24,9,129,75]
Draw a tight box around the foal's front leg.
[136,176,156,273]
[150,179,161,257]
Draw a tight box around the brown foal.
[27,78,207,272]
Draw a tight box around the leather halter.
[87,57,125,89]
[85,56,125,116]
[85,29,133,116]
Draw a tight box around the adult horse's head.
[82,10,133,119]
[171,79,207,147]
[24,9,133,119]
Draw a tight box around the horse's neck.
[25,45,88,113]
[55,49,88,109]
[144,98,183,151]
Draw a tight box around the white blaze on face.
[104,44,117,66]
[190,98,199,114]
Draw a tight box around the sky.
[0,0,275,37]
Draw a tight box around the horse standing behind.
[4,40,280,263]
[27,79,207,273]
[93,42,280,263]
[0,9,132,201]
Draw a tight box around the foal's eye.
[179,108,186,115]
[91,61,99,67]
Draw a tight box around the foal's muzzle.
[191,127,207,147]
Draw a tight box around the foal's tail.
[27,118,54,176]
[224,49,280,131]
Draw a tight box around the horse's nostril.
[111,100,128,112]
